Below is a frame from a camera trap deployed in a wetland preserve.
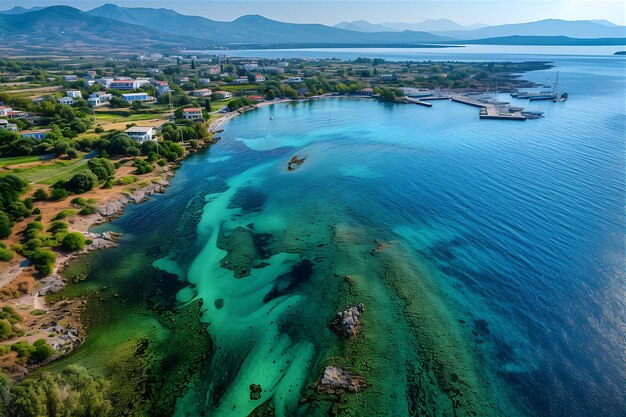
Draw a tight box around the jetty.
[404,97,433,107]
[450,95,527,121]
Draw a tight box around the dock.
[450,95,527,121]
[404,97,433,107]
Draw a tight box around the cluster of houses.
[0,107,49,140]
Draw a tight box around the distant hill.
[451,35,626,46]
[334,18,482,33]
[87,4,450,44]
[435,19,626,39]
[0,6,215,54]
[0,6,45,14]
[334,20,395,33]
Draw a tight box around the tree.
[87,158,115,181]
[30,339,54,362]
[204,98,211,112]
[65,172,98,194]
[0,212,11,239]
[62,232,86,252]
[30,249,56,275]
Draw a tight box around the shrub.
[53,210,76,220]
[29,249,56,275]
[30,339,54,362]
[71,197,87,206]
[62,232,86,252]
[0,212,11,239]
[79,205,97,215]
[33,188,49,201]
[65,171,98,194]
[50,188,68,201]
[32,208,41,215]
[87,158,115,181]
[133,158,154,174]
[66,148,79,159]
[114,175,136,186]
[0,247,13,262]
[95,126,104,134]
[48,221,68,233]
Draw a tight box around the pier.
[404,97,433,107]
[450,95,527,121]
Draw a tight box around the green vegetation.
[133,158,154,174]
[63,171,98,194]
[87,157,115,180]
[0,306,23,341]
[0,242,13,262]
[62,232,86,252]
[0,366,112,416]
[0,174,29,238]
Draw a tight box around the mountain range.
[335,19,486,33]
[0,4,624,55]
[336,18,625,38]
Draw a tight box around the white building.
[287,77,302,83]
[110,79,150,90]
[89,92,112,101]
[215,91,233,99]
[207,66,220,75]
[0,119,18,131]
[0,106,13,117]
[199,78,212,85]
[88,97,105,107]
[254,74,266,83]
[63,75,78,82]
[122,93,151,102]
[124,126,156,143]
[66,90,82,99]
[232,76,249,85]
[190,89,212,97]
[59,97,75,105]
[183,108,203,120]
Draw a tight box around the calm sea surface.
[84,48,624,416]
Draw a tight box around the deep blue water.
[106,51,624,416]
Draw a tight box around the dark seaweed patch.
[263,260,314,303]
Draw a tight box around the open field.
[8,155,90,184]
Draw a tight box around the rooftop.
[124,126,154,133]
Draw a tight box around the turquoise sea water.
[81,51,624,416]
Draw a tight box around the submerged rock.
[250,383,262,400]
[317,366,367,393]
[331,304,364,338]
[287,155,306,171]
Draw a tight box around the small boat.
[509,106,524,112]
[269,116,274,120]
[521,110,545,119]
[553,93,568,102]
[528,93,557,101]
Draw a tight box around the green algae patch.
[38,243,213,417]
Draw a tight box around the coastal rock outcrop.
[331,304,364,338]
[98,173,173,218]
[317,365,367,393]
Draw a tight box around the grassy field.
[0,155,45,168]
[9,156,89,185]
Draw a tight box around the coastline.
[0,107,251,376]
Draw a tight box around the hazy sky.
[4,0,625,25]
